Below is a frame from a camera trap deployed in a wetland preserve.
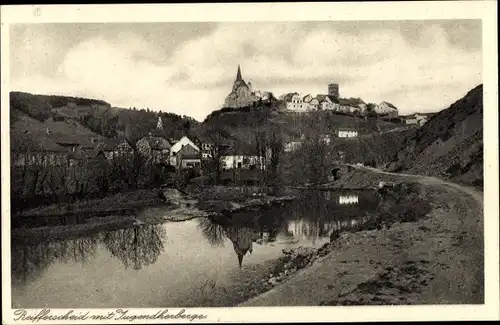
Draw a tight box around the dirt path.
[240,167,484,306]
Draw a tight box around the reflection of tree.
[197,218,226,246]
[224,226,259,268]
[102,224,166,270]
[11,235,100,286]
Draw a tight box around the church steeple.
[236,64,242,80]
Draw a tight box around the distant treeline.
[9,91,199,142]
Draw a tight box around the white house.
[405,114,428,126]
[169,136,200,165]
[284,141,302,152]
[338,130,358,138]
[303,94,313,103]
[302,95,319,111]
[284,92,307,111]
[308,98,320,111]
[220,155,266,170]
[376,101,399,118]
[317,95,334,110]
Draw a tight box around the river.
[11,189,381,308]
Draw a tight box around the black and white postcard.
[1,2,498,323]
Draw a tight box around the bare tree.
[206,126,232,185]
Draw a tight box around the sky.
[10,20,482,121]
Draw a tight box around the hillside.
[388,84,483,188]
[200,103,401,144]
[10,108,102,153]
[9,92,199,151]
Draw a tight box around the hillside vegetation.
[388,84,483,188]
[10,92,198,151]
[201,103,401,142]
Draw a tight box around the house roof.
[339,97,365,107]
[68,147,104,160]
[402,113,430,119]
[316,95,328,103]
[140,136,171,150]
[282,92,299,102]
[317,94,338,103]
[403,113,428,119]
[38,139,68,152]
[176,143,200,156]
[380,101,398,110]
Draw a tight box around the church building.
[223,65,262,108]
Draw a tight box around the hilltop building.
[405,113,428,126]
[337,129,359,138]
[375,101,399,118]
[282,92,307,111]
[328,83,340,100]
[223,65,262,108]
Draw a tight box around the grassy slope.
[388,84,483,188]
[201,106,401,142]
[10,108,103,151]
[10,91,200,151]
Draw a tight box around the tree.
[268,130,284,186]
[205,126,232,185]
[291,113,332,185]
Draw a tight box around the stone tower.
[328,83,339,99]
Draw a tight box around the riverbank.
[14,189,166,219]
[11,186,298,244]
[239,166,483,306]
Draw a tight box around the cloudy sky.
[10,20,482,121]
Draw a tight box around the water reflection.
[11,235,100,286]
[102,225,166,270]
[197,218,226,247]
[12,190,380,286]
[11,224,166,285]
[196,190,380,268]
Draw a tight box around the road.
[240,166,484,306]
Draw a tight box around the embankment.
[239,167,484,306]
[14,189,165,220]
[11,186,297,244]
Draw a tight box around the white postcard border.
[1,1,498,323]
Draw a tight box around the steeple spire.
[236,64,242,80]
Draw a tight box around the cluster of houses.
[13,125,270,173]
[221,65,436,129]
[279,83,400,119]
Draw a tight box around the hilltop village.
[222,65,429,126]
